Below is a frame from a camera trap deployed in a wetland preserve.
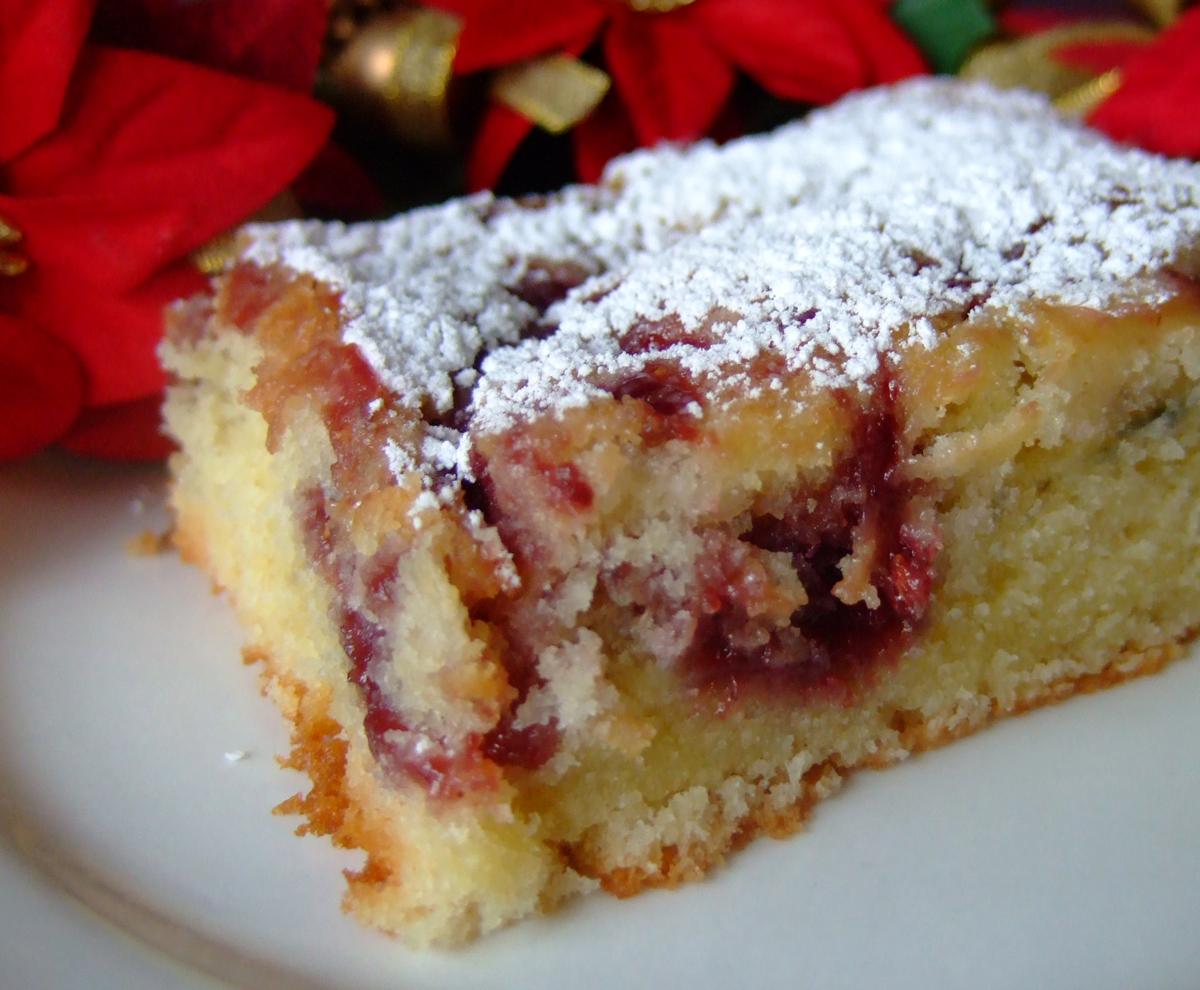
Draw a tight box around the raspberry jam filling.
[236,262,578,796]
[340,594,557,795]
[511,258,592,312]
[607,361,703,445]
[294,479,523,798]
[242,259,940,797]
[286,345,939,796]
[300,481,563,795]
[692,379,941,707]
[339,607,504,800]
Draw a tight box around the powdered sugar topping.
[243,78,1200,458]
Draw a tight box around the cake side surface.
[163,279,583,947]
[162,78,1200,945]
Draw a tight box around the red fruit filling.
[291,353,940,798]
[481,718,561,769]
[687,375,941,708]
[511,258,592,313]
[619,314,715,354]
[339,608,504,800]
[536,457,595,511]
[253,240,941,796]
[607,360,703,445]
[301,484,562,795]
[222,264,289,331]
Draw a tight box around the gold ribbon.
[491,54,611,134]
[327,7,462,147]
[191,191,303,276]
[190,234,239,277]
[0,216,29,277]
[324,5,629,146]
[960,21,1155,118]
[1054,68,1124,120]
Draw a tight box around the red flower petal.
[693,0,873,104]
[573,92,638,183]
[0,0,93,162]
[1,259,207,407]
[0,312,85,461]
[998,9,1078,37]
[821,0,927,87]
[695,0,925,101]
[1089,8,1200,158]
[61,392,175,461]
[4,45,333,293]
[448,0,609,74]
[292,141,386,220]
[604,8,735,146]
[91,0,328,91]
[467,103,537,192]
[465,27,596,191]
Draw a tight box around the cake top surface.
[243,78,1200,471]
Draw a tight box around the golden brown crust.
[888,639,1184,759]
[171,512,209,571]
[249,648,409,917]
[258,627,1190,905]
[560,636,1189,899]
[270,675,353,843]
[177,492,407,916]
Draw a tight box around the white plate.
[2,454,1200,990]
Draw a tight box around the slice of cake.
[161,79,1200,947]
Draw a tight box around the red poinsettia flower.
[0,0,333,462]
[90,0,385,221]
[433,0,927,190]
[90,0,329,91]
[1081,8,1200,159]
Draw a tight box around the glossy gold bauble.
[326,7,462,148]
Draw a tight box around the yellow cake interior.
[162,265,1200,946]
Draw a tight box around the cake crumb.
[126,528,172,556]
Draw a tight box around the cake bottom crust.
[256,621,1183,908]
[589,634,1184,897]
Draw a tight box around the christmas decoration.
[91,0,330,90]
[1127,0,1194,28]
[325,6,462,147]
[490,51,611,136]
[0,0,333,462]
[429,0,928,189]
[960,4,1200,150]
[960,21,1155,116]
[1087,6,1200,156]
[6,0,1200,466]
[891,0,996,74]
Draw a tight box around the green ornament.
[891,0,997,74]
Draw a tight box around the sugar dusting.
[243,79,1200,480]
